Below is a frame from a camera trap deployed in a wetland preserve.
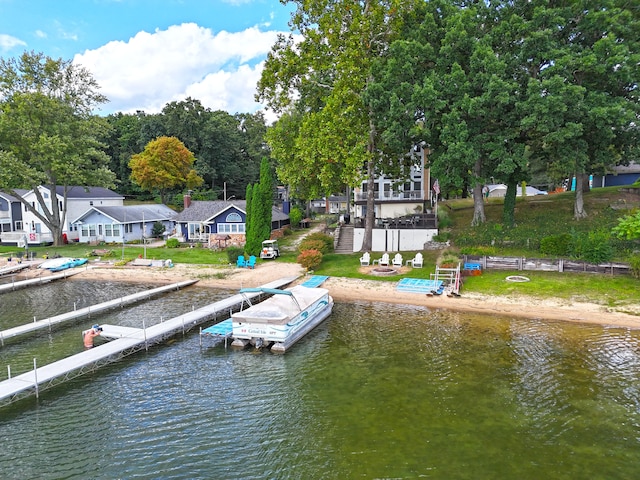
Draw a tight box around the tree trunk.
[573,173,588,219]
[471,183,486,226]
[362,157,375,252]
[470,159,486,226]
[503,182,517,227]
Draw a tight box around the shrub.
[628,255,640,279]
[226,246,244,264]
[301,232,333,253]
[569,230,614,264]
[297,249,323,270]
[540,233,572,256]
[299,238,330,254]
[289,207,303,228]
[151,221,166,237]
[166,238,180,248]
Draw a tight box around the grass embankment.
[1,186,638,312]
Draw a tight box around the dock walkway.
[0,280,198,346]
[0,268,84,294]
[0,276,298,407]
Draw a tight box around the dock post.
[199,327,202,348]
[1,331,3,347]
[33,358,39,399]
[34,316,36,323]
[143,319,148,351]
[7,365,10,379]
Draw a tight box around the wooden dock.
[0,276,298,407]
[0,280,198,346]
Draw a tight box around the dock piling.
[33,358,38,399]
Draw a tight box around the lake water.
[1,280,640,479]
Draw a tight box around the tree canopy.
[257,0,420,252]
[129,136,203,204]
[0,51,115,245]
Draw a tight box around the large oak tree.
[0,51,116,245]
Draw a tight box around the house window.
[124,224,133,234]
[218,223,245,234]
[15,221,22,230]
[105,224,112,236]
[81,225,89,236]
[90,201,94,206]
[225,212,242,222]
[188,223,201,236]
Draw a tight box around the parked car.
[260,239,280,259]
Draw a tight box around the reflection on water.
[1,282,640,479]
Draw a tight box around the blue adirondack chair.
[246,255,257,269]
[236,255,247,268]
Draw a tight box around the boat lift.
[430,263,462,297]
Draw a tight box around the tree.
[129,136,203,204]
[0,51,116,245]
[244,158,274,255]
[257,0,417,252]
[517,0,640,219]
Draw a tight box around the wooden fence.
[463,255,631,276]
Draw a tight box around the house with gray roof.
[173,195,290,245]
[72,204,176,244]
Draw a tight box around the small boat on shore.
[39,257,88,272]
[231,285,333,353]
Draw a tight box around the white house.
[3,186,124,245]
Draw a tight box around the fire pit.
[370,267,398,276]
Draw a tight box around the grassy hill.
[443,186,640,261]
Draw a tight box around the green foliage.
[151,221,166,237]
[0,52,116,246]
[540,234,572,256]
[297,249,323,270]
[244,158,273,256]
[300,232,334,254]
[226,246,244,264]
[569,230,614,264]
[612,210,640,241]
[628,255,640,280]
[165,238,180,248]
[289,207,303,228]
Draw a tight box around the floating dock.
[0,280,198,346]
[0,276,297,407]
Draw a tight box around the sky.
[0,0,295,121]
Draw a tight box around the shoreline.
[58,261,640,330]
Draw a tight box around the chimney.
[183,193,191,209]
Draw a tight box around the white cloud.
[73,22,284,117]
[0,34,26,52]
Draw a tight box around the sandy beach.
[53,260,640,330]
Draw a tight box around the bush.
[151,221,165,237]
[540,234,572,256]
[297,249,323,270]
[299,238,330,254]
[226,246,244,264]
[289,207,303,227]
[628,255,640,279]
[569,230,614,264]
[166,238,180,248]
[301,232,333,253]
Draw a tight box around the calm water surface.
[1,280,640,479]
